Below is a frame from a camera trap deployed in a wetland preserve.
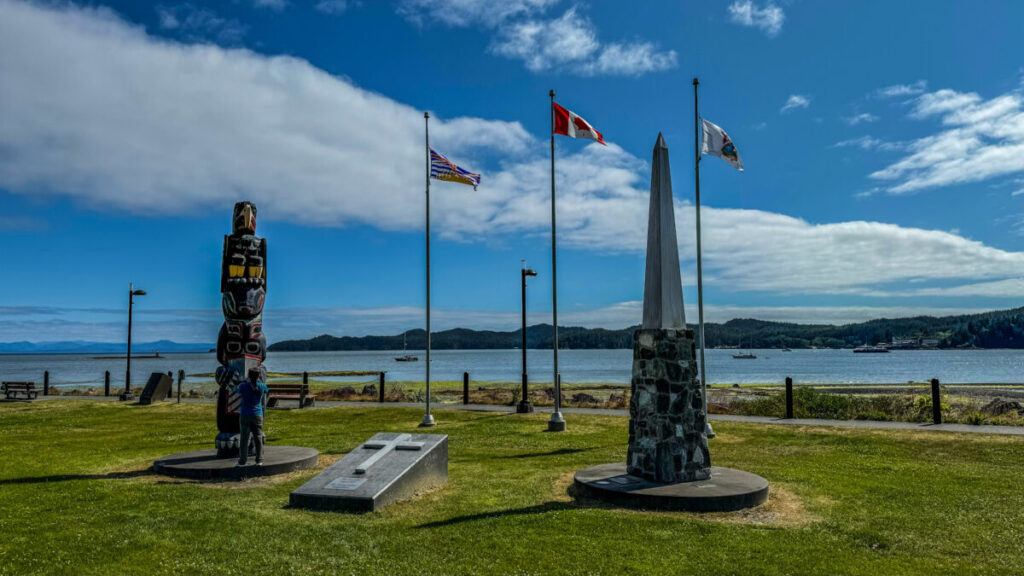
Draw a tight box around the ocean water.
[1,348,1023,388]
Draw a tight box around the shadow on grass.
[503,447,595,459]
[0,468,154,485]
[416,501,577,529]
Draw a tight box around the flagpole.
[422,111,435,427]
[693,78,714,439]
[548,89,565,432]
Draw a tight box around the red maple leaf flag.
[552,102,606,145]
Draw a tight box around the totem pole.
[214,201,268,458]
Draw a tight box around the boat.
[781,348,792,352]
[732,338,757,359]
[395,331,418,362]
[853,344,890,354]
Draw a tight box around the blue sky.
[2,0,1024,343]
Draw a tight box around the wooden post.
[104,371,111,397]
[43,371,49,396]
[177,370,184,403]
[785,377,794,419]
[463,372,469,405]
[931,378,941,424]
[301,371,308,409]
[379,372,385,402]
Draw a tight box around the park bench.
[267,382,315,409]
[2,381,38,400]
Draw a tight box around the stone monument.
[215,201,268,458]
[138,372,172,405]
[573,134,768,511]
[290,432,448,512]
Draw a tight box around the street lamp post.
[518,263,537,414]
[121,283,146,401]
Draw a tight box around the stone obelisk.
[627,133,710,483]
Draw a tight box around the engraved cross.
[353,433,424,475]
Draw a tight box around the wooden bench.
[267,383,315,409]
[2,381,38,400]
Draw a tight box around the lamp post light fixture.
[518,262,538,414]
[120,283,146,401]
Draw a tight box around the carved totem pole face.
[233,201,257,235]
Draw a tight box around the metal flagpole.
[548,89,565,432]
[693,78,715,439]
[422,111,435,427]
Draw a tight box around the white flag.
[701,119,743,171]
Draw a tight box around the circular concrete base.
[574,463,768,512]
[153,446,319,480]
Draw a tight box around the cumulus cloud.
[870,87,1024,193]
[252,0,287,10]
[3,0,1024,305]
[780,94,810,113]
[400,1,676,76]
[727,0,784,37]
[490,7,676,76]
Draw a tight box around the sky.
[2,0,1024,343]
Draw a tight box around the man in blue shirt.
[237,368,268,466]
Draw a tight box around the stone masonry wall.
[627,328,710,483]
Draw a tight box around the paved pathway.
[23,394,1024,436]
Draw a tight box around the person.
[237,368,268,466]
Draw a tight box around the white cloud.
[870,88,1024,194]
[874,80,927,98]
[253,0,287,10]
[727,0,784,37]
[154,4,247,45]
[397,0,556,28]
[3,0,1024,304]
[780,94,810,113]
[843,112,878,126]
[490,7,676,76]
[314,0,348,15]
[399,2,675,76]
[834,136,901,152]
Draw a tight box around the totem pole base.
[215,431,266,459]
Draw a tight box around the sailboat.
[394,331,418,362]
[732,337,757,359]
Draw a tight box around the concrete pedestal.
[574,463,768,512]
[153,446,318,480]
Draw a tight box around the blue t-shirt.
[238,379,268,416]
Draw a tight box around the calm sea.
[2,348,1023,388]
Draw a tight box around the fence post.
[104,371,111,397]
[463,372,469,405]
[931,378,941,424]
[785,377,794,419]
[301,372,308,409]
[177,370,184,403]
[43,371,49,396]
[379,372,385,402]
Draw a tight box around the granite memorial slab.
[290,432,448,513]
[138,372,172,405]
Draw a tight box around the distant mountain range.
[269,306,1024,351]
[0,340,213,354]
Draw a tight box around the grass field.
[1,400,1023,575]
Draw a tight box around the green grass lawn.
[1,400,1023,575]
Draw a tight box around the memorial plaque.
[290,432,447,512]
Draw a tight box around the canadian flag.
[552,102,606,145]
